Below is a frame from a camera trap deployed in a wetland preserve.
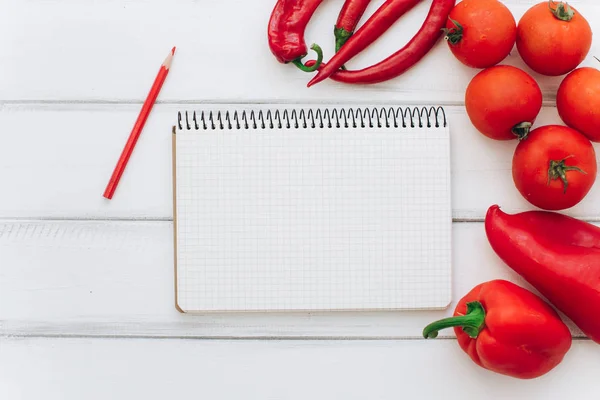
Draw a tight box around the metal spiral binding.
[176,106,446,131]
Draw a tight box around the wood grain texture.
[2,337,600,400]
[3,0,600,395]
[3,104,600,220]
[0,219,584,339]
[1,0,598,103]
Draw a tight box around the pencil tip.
[163,47,176,68]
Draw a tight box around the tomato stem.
[548,155,587,194]
[548,0,574,22]
[423,301,486,339]
[512,122,532,140]
[442,18,463,45]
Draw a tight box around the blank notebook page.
[174,113,452,312]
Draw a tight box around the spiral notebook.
[172,105,452,313]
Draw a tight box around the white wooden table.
[2,0,600,398]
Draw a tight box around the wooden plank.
[0,104,175,219]
[2,104,600,220]
[0,220,584,339]
[1,0,598,103]
[2,337,600,399]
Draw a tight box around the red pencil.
[103,46,176,200]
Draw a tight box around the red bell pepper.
[423,279,572,379]
[485,204,600,344]
[267,0,325,72]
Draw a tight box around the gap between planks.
[0,333,593,341]
[5,216,600,223]
[1,333,446,341]
[0,99,560,108]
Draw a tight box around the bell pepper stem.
[423,301,486,339]
[291,43,324,72]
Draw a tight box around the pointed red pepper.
[485,204,600,344]
[307,0,454,86]
[334,0,373,53]
[423,279,572,380]
[267,0,325,72]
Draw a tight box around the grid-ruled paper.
[174,117,451,312]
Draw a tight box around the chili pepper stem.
[423,301,486,339]
[307,0,457,86]
[512,122,533,140]
[548,0,574,21]
[547,155,587,194]
[291,43,324,72]
[334,28,352,70]
[334,27,353,53]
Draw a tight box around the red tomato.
[557,66,600,142]
[444,0,516,68]
[516,1,592,76]
[512,125,597,210]
[465,65,542,140]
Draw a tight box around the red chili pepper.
[334,0,373,53]
[267,0,325,72]
[307,0,455,86]
[423,279,572,380]
[485,204,600,344]
[310,0,422,80]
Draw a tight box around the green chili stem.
[291,44,324,72]
[334,27,353,53]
